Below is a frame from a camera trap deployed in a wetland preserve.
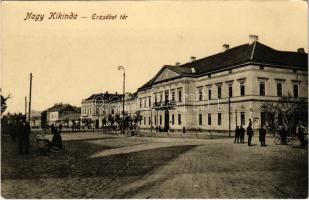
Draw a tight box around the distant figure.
[279,126,287,145]
[51,125,62,149]
[17,120,24,154]
[297,124,305,148]
[58,123,63,133]
[259,125,266,147]
[247,124,254,146]
[234,126,240,143]
[23,121,31,154]
[240,126,245,143]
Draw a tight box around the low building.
[137,35,308,132]
[81,92,123,128]
[46,103,81,126]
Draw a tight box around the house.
[46,103,81,126]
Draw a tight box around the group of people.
[234,122,308,148]
[234,123,256,146]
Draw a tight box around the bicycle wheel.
[274,137,281,145]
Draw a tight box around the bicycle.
[274,135,295,145]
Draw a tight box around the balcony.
[153,100,177,110]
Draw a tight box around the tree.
[260,93,307,135]
[1,94,11,115]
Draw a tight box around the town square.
[1,0,308,199]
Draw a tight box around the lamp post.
[117,66,125,135]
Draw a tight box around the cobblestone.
[1,132,308,198]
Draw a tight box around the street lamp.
[117,66,125,135]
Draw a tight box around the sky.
[1,0,308,114]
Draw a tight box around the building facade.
[81,92,138,128]
[46,103,81,126]
[137,35,308,132]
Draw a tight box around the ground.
[1,131,308,198]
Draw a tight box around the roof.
[138,41,308,91]
[47,104,80,113]
[83,93,124,102]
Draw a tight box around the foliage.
[260,93,307,133]
[1,94,11,115]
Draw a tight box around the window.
[148,97,151,107]
[159,92,163,102]
[259,82,265,96]
[208,89,212,100]
[293,84,298,97]
[178,114,182,125]
[228,85,233,97]
[149,117,151,125]
[218,113,222,125]
[240,112,245,125]
[228,69,232,74]
[155,94,157,103]
[217,86,222,99]
[208,74,211,78]
[198,88,203,101]
[208,114,211,125]
[159,115,162,125]
[165,90,169,102]
[144,117,146,125]
[171,90,175,101]
[277,83,282,97]
[171,114,174,125]
[178,89,182,102]
[240,83,245,96]
[144,98,146,107]
[155,115,157,125]
[259,66,264,70]
[199,114,203,125]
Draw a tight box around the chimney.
[249,35,258,45]
[223,44,229,52]
[190,56,196,62]
[175,62,181,66]
[297,48,305,53]
[105,91,108,95]
[115,92,118,95]
[191,67,196,73]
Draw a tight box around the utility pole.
[117,66,125,135]
[25,96,27,117]
[28,73,32,122]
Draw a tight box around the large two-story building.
[137,35,308,132]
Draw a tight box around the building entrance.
[164,109,169,132]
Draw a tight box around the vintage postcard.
[1,0,308,199]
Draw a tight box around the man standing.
[240,126,245,143]
[259,125,266,147]
[247,124,254,146]
[234,126,240,143]
[17,119,24,154]
[279,126,287,145]
[23,121,31,154]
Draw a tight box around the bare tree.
[1,94,11,115]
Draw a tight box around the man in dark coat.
[240,126,245,143]
[259,125,266,147]
[17,120,24,154]
[279,126,287,145]
[247,124,254,146]
[23,122,31,154]
[234,126,240,143]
